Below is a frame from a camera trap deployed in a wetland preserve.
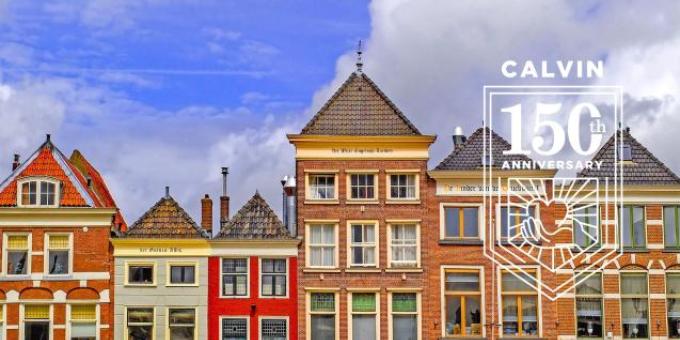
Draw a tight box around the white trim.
[440,265,486,338]
[387,290,421,340]
[306,291,339,340]
[2,232,32,276]
[346,220,379,269]
[386,222,421,269]
[16,176,61,208]
[0,272,110,282]
[258,257,290,299]
[219,257,251,299]
[43,232,73,276]
[305,223,339,269]
[66,303,100,340]
[346,172,379,202]
[385,173,420,202]
[19,303,54,340]
[258,316,290,340]
[347,290,380,340]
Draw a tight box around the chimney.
[281,175,297,236]
[165,186,170,198]
[453,126,466,148]
[201,194,213,233]
[220,167,230,222]
[11,154,20,171]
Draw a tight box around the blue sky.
[1,0,680,228]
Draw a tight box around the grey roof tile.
[216,192,292,240]
[124,195,208,239]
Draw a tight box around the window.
[168,308,195,340]
[19,179,58,207]
[621,273,648,339]
[261,259,287,297]
[5,234,29,275]
[222,318,247,340]
[350,293,378,340]
[621,143,633,161]
[443,206,479,239]
[261,318,287,340]
[444,270,482,337]
[127,308,153,340]
[390,293,419,340]
[349,223,377,267]
[222,258,248,297]
[389,224,418,268]
[24,305,50,340]
[349,174,376,200]
[500,205,537,241]
[310,293,336,340]
[388,174,417,200]
[127,264,154,285]
[575,273,603,338]
[573,206,600,248]
[668,273,680,338]
[308,174,336,200]
[70,305,96,340]
[665,206,680,249]
[501,271,539,337]
[0,307,3,340]
[308,224,336,268]
[169,265,196,285]
[621,206,645,249]
[47,234,70,275]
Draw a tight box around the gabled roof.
[69,150,128,231]
[0,138,99,207]
[216,192,292,240]
[578,128,680,184]
[434,127,535,171]
[124,194,208,239]
[300,72,421,136]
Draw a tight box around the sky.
[1,0,680,228]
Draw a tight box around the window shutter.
[25,305,49,319]
[71,305,96,320]
[49,235,70,249]
[7,235,28,249]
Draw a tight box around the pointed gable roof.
[300,72,421,136]
[124,194,208,239]
[216,192,292,240]
[578,128,680,184]
[0,138,99,207]
[434,127,535,170]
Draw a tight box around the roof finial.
[356,40,363,73]
[165,186,170,198]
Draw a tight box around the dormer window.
[621,143,633,162]
[18,178,59,207]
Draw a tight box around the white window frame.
[573,271,604,339]
[440,203,483,240]
[386,222,420,269]
[44,233,73,276]
[166,261,199,287]
[385,171,420,202]
[166,307,197,340]
[348,290,380,340]
[346,171,378,203]
[124,261,157,286]
[305,222,339,269]
[0,304,6,340]
[124,306,155,340]
[306,290,339,340]
[2,232,31,276]
[619,270,651,340]
[440,266,485,338]
[346,221,379,268]
[259,257,289,299]
[219,316,249,340]
[387,290,421,340]
[220,257,250,298]
[16,176,60,208]
[305,171,339,202]
[259,316,289,340]
[66,303,100,340]
[20,304,53,340]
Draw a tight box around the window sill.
[385,268,423,273]
[124,283,157,287]
[259,295,290,299]
[304,199,339,205]
[0,274,31,281]
[166,283,199,287]
[345,268,381,273]
[219,295,251,299]
[439,239,483,246]
[303,268,341,273]
[623,248,649,253]
[440,337,486,340]
[44,274,73,280]
[386,199,421,205]
[346,200,379,205]
[498,241,542,246]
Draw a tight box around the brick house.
[0,135,123,340]
[288,69,436,340]
[112,188,210,340]
[208,192,299,340]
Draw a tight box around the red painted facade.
[208,256,298,340]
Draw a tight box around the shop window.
[444,270,482,337]
[501,270,539,336]
[575,273,603,338]
[621,273,648,339]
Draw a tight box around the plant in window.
[445,271,482,336]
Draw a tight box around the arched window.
[17,177,60,207]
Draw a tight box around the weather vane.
[356,40,363,73]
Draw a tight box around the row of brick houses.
[1,66,680,340]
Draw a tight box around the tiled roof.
[216,192,292,240]
[300,72,421,136]
[578,128,680,184]
[69,150,128,231]
[124,195,208,239]
[0,139,98,207]
[434,127,535,170]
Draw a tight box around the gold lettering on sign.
[139,247,183,253]
[330,148,394,155]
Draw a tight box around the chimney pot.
[165,186,170,198]
[46,134,51,142]
[11,154,20,171]
[220,167,230,222]
[452,126,466,147]
[201,194,213,234]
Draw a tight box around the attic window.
[621,144,633,162]
[482,154,493,167]
[18,178,59,207]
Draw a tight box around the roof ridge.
[301,73,358,134]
